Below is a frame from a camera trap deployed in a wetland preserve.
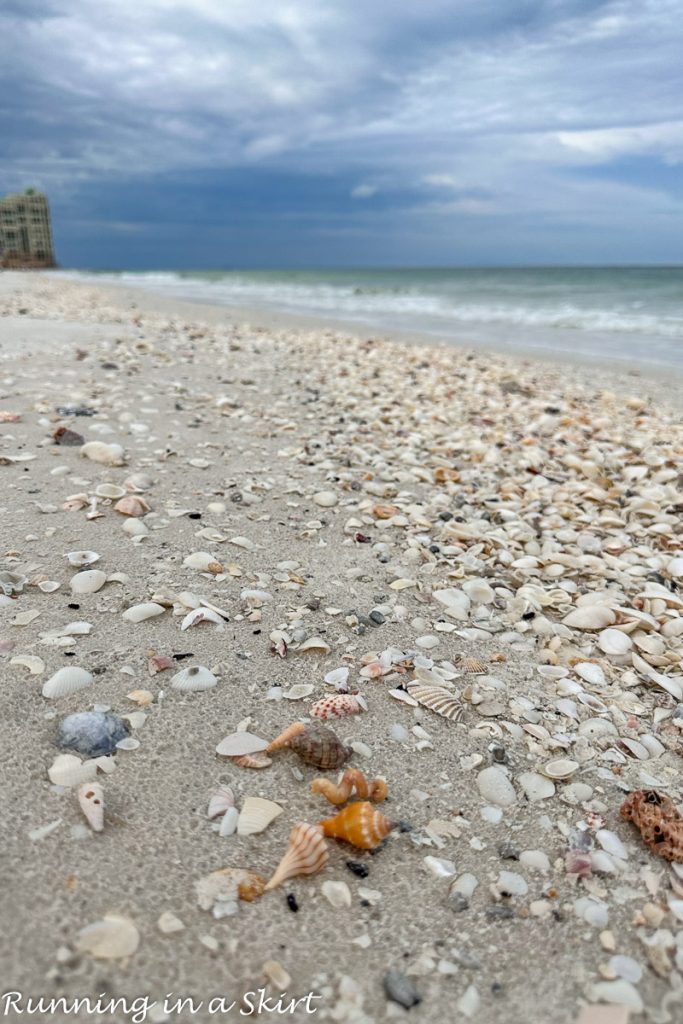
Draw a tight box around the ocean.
[53,266,683,372]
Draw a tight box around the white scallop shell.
[215,732,269,757]
[66,550,101,566]
[237,796,283,835]
[78,782,104,831]
[95,483,127,499]
[70,570,107,594]
[48,753,98,787]
[122,602,165,623]
[75,914,139,959]
[42,666,94,699]
[10,654,46,675]
[80,441,126,466]
[180,607,225,631]
[170,665,217,692]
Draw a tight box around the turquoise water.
[54,266,683,370]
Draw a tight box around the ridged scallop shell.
[180,607,225,631]
[216,732,269,757]
[122,602,165,623]
[114,495,150,517]
[459,657,488,674]
[290,724,353,769]
[264,823,329,891]
[237,797,284,835]
[78,782,104,831]
[80,441,125,466]
[48,753,99,787]
[42,666,94,699]
[406,681,465,722]
[66,550,101,566]
[70,569,107,594]
[170,665,217,692]
[320,801,396,850]
[310,694,365,720]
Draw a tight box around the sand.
[1,271,683,1024]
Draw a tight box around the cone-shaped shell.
[320,801,396,850]
[289,724,353,769]
[266,721,306,753]
[264,823,329,891]
[78,782,104,831]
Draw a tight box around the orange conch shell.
[311,768,388,806]
[264,823,329,891]
[319,801,396,850]
[266,722,306,753]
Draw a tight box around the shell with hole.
[264,823,329,891]
[78,782,104,831]
[170,665,217,692]
[42,666,94,699]
[319,801,397,850]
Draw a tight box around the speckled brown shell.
[290,724,352,770]
[620,789,683,863]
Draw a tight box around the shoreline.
[1,271,683,1024]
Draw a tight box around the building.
[0,189,56,268]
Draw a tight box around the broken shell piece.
[127,689,154,706]
[147,655,173,675]
[196,868,266,911]
[620,790,683,863]
[216,732,269,758]
[80,442,126,466]
[264,822,329,891]
[70,570,107,595]
[42,666,94,699]
[183,552,223,573]
[180,607,225,631]
[77,782,104,832]
[406,681,465,722]
[95,483,127,499]
[37,581,60,593]
[66,550,100,566]
[75,914,139,959]
[237,797,284,836]
[122,602,166,623]
[311,768,388,805]
[114,496,150,517]
[170,665,217,692]
[296,636,331,655]
[283,683,315,700]
[10,654,45,675]
[321,880,352,908]
[232,752,273,769]
[48,753,99,788]
[320,801,396,850]
[208,787,236,820]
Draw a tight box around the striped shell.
[310,694,364,721]
[406,681,465,722]
[265,823,329,891]
[42,666,94,700]
[231,751,273,769]
[320,801,396,850]
[290,724,353,770]
[459,657,488,674]
[311,768,388,806]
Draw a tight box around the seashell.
[127,689,154,706]
[232,751,273,769]
[48,753,99,788]
[114,495,150,517]
[562,607,616,630]
[80,441,126,466]
[406,681,465,722]
[180,607,225,631]
[95,483,126,499]
[122,602,165,622]
[237,797,284,835]
[57,711,129,757]
[598,628,632,656]
[77,782,104,831]
[42,666,94,699]
[208,787,235,820]
[11,654,45,675]
[289,724,353,769]
[219,807,240,836]
[196,868,266,911]
[320,801,396,850]
[147,655,173,675]
[519,771,555,802]
[620,790,683,863]
[432,588,471,620]
[264,822,329,891]
[296,636,331,654]
[76,914,139,959]
[476,766,517,807]
[321,879,352,908]
[266,721,307,753]
[122,519,149,537]
[183,552,223,573]
[542,758,579,780]
[124,472,154,492]
[37,580,60,593]
[170,665,217,692]
[311,768,388,805]
[66,550,100,566]
[462,579,495,604]
[310,694,364,720]
[216,732,269,758]
[574,662,606,687]
[459,656,488,674]
[325,666,350,691]
[70,569,107,595]
[283,683,315,700]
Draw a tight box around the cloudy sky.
[2,0,682,267]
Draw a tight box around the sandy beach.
[2,270,683,1024]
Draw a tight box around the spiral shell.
[406,681,465,723]
[311,769,388,806]
[266,722,306,753]
[310,694,364,721]
[290,724,353,770]
[320,801,396,850]
[264,823,329,891]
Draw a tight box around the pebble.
[57,712,129,758]
[313,490,338,507]
[383,970,421,1010]
[476,766,516,807]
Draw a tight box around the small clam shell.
[66,550,101,566]
[48,753,98,787]
[80,441,126,466]
[122,602,166,623]
[170,665,217,692]
[122,519,149,537]
[78,782,104,831]
[180,607,225,631]
[114,495,150,517]
[237,797,284,836]
[218,806,240,836]
[283,683,315,700]
[42,666,94,699]
[183,552,223,573]
[296,636,331,654]
[70,569,107,595]
[562,607,616,631]
[541,758,579,780]
[598,628,633,656]
[95,483,127,499]
[216,732,269,757]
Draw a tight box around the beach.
[1,270,683,1024]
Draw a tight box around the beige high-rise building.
[0,188,56,268]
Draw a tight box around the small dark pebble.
[56,405,97,417]
[497,840,521,860]
[53,427,85,446]
[100,362,118,370]
[438,511,453,521]
[360,899,371,908]
[346,861,369,878]
[491,983,505,996]
[369,611,385,625]
[448,892,469,913]
[486,905,515,921]
[188,512,201,520]
[383,970,421,1010]
[173,652,194,661]
[397,820,414,833]
[67,603,80,610]
[286,893,298,912]
[491,744,508,764]
[429,544,440,553]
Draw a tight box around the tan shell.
[237,797,284,836]
[264,823,329,891]
[311,768,388,805]
[114,496,150,517]
[78,782,104,831]
[406,681,465,722]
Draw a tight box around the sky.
[1,0,683,268]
